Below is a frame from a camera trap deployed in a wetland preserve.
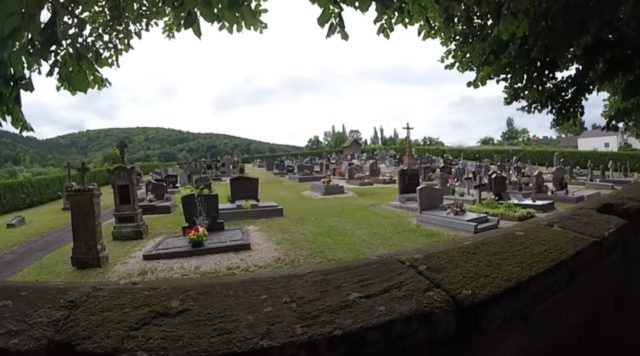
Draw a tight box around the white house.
[577,130,623,151]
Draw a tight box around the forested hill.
[1,127,302,168]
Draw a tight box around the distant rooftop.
[579,129,619,139]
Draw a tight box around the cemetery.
[2,133,632,284]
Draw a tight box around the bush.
[468,198,536,221]
[0,168,110,215]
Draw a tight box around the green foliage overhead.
[2,1,639,134]
[0,127,301,168]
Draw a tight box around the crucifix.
[77,162,90,188]
[65,161,73,181]
[402,122,417,169]
[116,140,128,164]
[403,122,414,140]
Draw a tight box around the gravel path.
[108,226,281,283]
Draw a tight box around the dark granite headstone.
[149,180,167,200]
[552,167,568,191]
[229,176,259,202]
[181,193,224,232]
[490,173,508,200]
[368,161,381,178]
[265,161,274,171]
[164,174,179,189]
[398,168,420,195]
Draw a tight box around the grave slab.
[346,179,374,186]
[142,228,250,260]
[139,201,177,215]
[585,181,615,190]
[310,183,345,196]
[417,210,499,234]
[288,175,323,183]
[219,201,283,221]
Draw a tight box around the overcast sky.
[15,0,606,146]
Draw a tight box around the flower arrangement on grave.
[445,201,466,216]
[241,199,253,210]
[185,225,208,247]
[355,173,366,180]
[321,175,332,185]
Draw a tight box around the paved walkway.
[0,207,114,281]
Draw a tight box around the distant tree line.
[305,124,445,150]
[0,127,302,179]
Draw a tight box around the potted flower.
[185,225,208,248]
[321,175,332,185]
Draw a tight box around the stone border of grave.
[302,190,357,199]
[3,183,640,355]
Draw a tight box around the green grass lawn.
[0,185,114,253]
[11,168,458,282]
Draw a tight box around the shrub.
[0,168,110,215]
[468,198,536,221]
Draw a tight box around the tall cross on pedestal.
[77,162,90,188]
[403,122,414,140]
[116,140,128,164]
[65,161,73,181]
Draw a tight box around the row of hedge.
[0,168,109,215]
[245,147,640,171]
[0,162,175,215]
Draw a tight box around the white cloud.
[17,0,605,146]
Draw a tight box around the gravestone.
[297,164,314,176]
[69,162,108,269]
[274,162,285,172]
[552,166,568,192]
[164,174,179,189]
[6,215,26,229]
[490,173,508,200]
[587,160,593,182]
[181,193,224,232]
[438,171,451,190]
[398,168,420,195]
[110,164,148,240]
[62,161,74,211]
[193,176,212,192]
[265,161,275,171]
[533,170,546,193]
[417,185,444,212]
[553,152,560,167]
[369,161,381,178]
[229,176,259,202]
[148,180,168,200]
[600,164,606,180]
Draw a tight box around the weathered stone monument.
[402,122,417,169]
[6,215,26,229]
[110,164,148,240]
[68,162,108,269]
[62,161,74,211]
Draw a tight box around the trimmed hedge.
[0,168,110,215]
[245,147,640,171]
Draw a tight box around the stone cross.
[403,122,414,140]
[116,140,128,164]
[65,161,73,181]
[77,162,90,188]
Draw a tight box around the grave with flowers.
[142,192,250,260]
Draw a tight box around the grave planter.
[190,240,205,248]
